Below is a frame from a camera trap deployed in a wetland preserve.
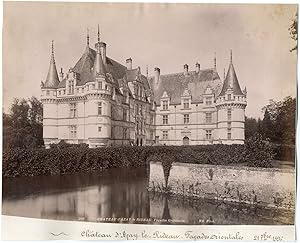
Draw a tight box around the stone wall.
[148,162,295,210]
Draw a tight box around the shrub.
[3,141,276,178]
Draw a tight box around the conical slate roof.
[219,63,243,96]
[44,42,60,88]
[93,47,106,76]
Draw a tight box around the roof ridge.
[151,68,216,78]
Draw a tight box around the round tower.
[86,25,112,148]
[41,40,60,148]
[216,50,247,144]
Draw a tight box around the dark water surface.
[2,167,294,225]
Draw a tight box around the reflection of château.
[38,179,149,221]
[41,26,247,148]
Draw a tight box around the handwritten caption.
[80,230,285,241]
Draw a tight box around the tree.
[245,116,259,139]
[261,109,274,141]
[289,12,298,52]
[276,96,296,144]
[3,96,43,150]
[261,96,296,145]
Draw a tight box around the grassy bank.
[3,136,280,178]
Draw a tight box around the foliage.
[245,116,261,139]
[3,141,276,178]
[289,12,298,52]
[244,133,275,168]
[3,97,44,150]
[245,96,296,147]
[262,96,296,145]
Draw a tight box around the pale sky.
[3,2,297,118]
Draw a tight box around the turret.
[44,40,60,88]
[216,50,247,145]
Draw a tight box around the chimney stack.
[99,42,107,65]
[184,64,189,76]
[59,68,64,81]
[126,58,132,70]
[196,62,200,73]
[154,67,160,84]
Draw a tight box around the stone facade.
[41,30,247,148]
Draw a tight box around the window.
[206,130,212,140]
[228,94,232,100]
[122,91,127,103]
[150,114,154,125]
[63,90,66,95]
[123,128,128,139]
[162,115,168,125]
[183,99,189,109]
[227,109,232,120]
[98,102,102,115]
[123,109,127,121]
[70,125,77,138]
[150,130,154,140]
[98,81,102,89]
[184,114,190,124]
[206,97,213,105]
[92,84,95,89]
[68,80,75,94]
[227,122,231,128]
[98,127,102,132]
[46,91,50,95]
[58,91,61,95]
[162,100,168,110]
[77,88,79,93]
[81,88,84,93]
[70,103,77,118]
[163,130,168,140]
[206,113,212,124]
[227,128,232,139]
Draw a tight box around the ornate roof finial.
[146,65,149,78]
[214,52,217,69]
[97,24,100,42]
[230,49,233,64]
[44,40,59,88]
[51,40,55,64]
[87,27,90,46]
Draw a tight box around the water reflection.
[2,168,294,225]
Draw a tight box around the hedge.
[3,136,278,178]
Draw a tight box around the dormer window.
[162,100,168,110]
[206,97,213,105]
[227,94,232,100]
[68,80,74,94]
[183,99,189,109]
[98,81,102,89]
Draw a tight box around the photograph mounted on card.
[2,2,297,241]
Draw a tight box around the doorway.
[183,136,189,145]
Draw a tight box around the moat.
[2,167,294,225]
